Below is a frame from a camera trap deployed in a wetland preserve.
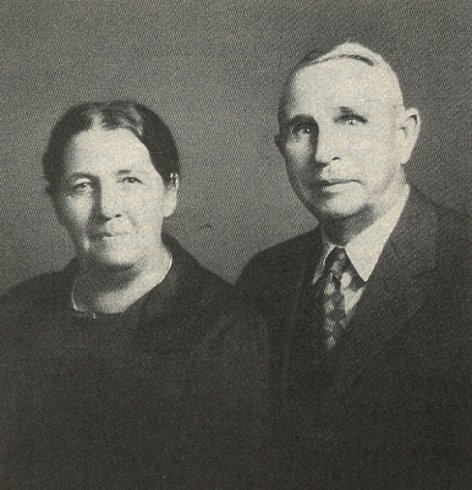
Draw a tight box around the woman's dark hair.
[43,100,180,194]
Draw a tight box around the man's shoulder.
[412,188,469,233]
[236,229,320,302]
[434,200,470,237]
[397,188,470,257]
[398,190,470,300]
[414,190,470,257]
[242,229,319,274]
[432,200,471,279]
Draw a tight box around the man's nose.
[95,184,123,220]
[313,128,340,166]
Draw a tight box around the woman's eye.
[293,124,314,136]
[345,118,358,126]
[298,126,312,134]
[71,182,92,192]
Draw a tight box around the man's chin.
[305,200,363,222]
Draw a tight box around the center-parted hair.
[277,42,405,125]
[43,100,180,194]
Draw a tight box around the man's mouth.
[92,231,128,239]
[312,178,356,188]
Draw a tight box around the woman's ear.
[163,173,179,218]
[168,172,180,191]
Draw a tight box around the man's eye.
[122,176,142,184]
[339,115,367,126]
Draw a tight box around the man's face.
[277,59,411,226]
[53,127,177,271]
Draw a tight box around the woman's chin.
[82,252,138,272]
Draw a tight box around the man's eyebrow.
[116,168,149,176]
[339,106,363,115]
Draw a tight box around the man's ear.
[274,133,285,157]
[397,107,421,165]
[47,187,65,226]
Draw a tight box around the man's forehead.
[285,97,394,114]
[286,58,402,108]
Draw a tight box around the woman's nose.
[95,184,123,220]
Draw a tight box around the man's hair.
[277,42,405,125]
[43,100,180,194]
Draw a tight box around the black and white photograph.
[0,0,470,487]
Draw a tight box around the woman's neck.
[73,246,172,314]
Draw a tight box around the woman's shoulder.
[0,268,72,316]
[164,236,250,311]
[146,237,267,343]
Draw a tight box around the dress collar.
[69,250,173,318]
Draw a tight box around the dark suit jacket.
[238,189,471,489]
[0,236,271,489]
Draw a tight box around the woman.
[0,101,270,488]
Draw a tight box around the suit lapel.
[319,190,438,408]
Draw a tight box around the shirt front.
[313,185,410,323]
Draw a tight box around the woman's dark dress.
[0,237,270,488]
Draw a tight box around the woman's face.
[53,127,177,271]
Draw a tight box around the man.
[238,43,471,488]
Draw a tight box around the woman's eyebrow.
[286,114,317,127]
[66,172,94,181]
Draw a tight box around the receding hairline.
[277,42,405,124]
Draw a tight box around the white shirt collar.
[313,185,410,284]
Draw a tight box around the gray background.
[1,0,470,294]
